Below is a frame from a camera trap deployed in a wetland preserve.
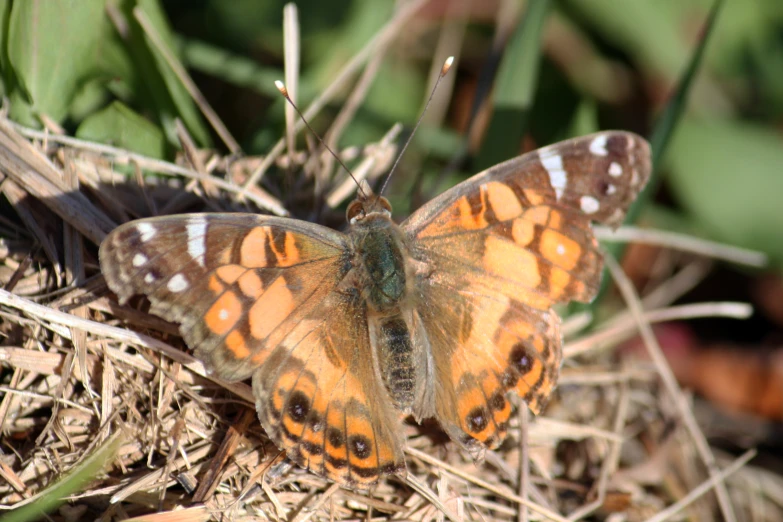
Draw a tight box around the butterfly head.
[346,183,392,226]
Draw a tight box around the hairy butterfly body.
[100,131,651,488]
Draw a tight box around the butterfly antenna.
[378,56,454,198]
[274,80,366,198]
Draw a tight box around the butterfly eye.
[346,200,366,223]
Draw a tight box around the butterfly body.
[100,131,651,488]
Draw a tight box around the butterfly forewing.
[403,131,650,453]
[100,214,347,380]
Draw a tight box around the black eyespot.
[489,392,507,412]
[510,343,533,374]
[327,427,344,448]
[349,434,372,459]
[501,369,519,389]
[466,406,489,433]
[302,441,324,456]
[287,391,310,423]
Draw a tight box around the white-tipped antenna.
[378,56,455,197]
[274,80,366,198]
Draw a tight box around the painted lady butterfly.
[100,131,650,488]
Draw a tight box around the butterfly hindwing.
[252,289,406,487]
[403,131,650,453]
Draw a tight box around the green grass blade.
[590,0,724,311]
[475,0,551,170]
[648,0,725,173]
[1,431,125,522]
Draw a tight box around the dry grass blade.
[0,288,255,404]
[645,450,756,522]
[7,122,287,216]
[595,225,768,267]
[564,301,753,359]
[283,2,300,167]
[240,0,429,191]
[604,252,738,521]
[405,447,570,522]
[0,120,116,245]
[133,7,241,154]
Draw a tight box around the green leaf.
[567,99,599,138]
[6,0,108,125]
[667,118,783,267]
[76,101,167,158]
[476,0,551,170]
[117,0,211,147]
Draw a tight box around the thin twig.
[240,0,429,192]
[595,225,767,268]
[644,450,756,522]
[133,7,241,154]
[604,252,738,522]
[405,447,570,522]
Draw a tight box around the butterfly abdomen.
[377,316,416,409]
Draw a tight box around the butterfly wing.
[402,131,650,455]
[100,214,405,487]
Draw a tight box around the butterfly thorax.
[346,194,412,315]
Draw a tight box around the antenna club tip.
[274,80,289,97]
[441,56,455,75]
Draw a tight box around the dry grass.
[1,8,782,519]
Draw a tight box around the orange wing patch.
[240,226,302,268]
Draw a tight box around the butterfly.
[100,131,651,489]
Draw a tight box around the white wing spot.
[608,162,623,177]
[539,149,567,200]
[167,274,189,293]
[590,135,608,156]
[580,195,600,214]
[136,223,157,242]
[556,243,566,256]
[144,273,156,283]
[606,183,617,195]
[132,253,148,267]
[186,218,208,268]
[219,309,229,321]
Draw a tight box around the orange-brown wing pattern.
[252,290,406,488]
[403,131,651,455]
[100,213,406,487]
[100,214,347,381]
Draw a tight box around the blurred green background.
[2,0,783,269]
